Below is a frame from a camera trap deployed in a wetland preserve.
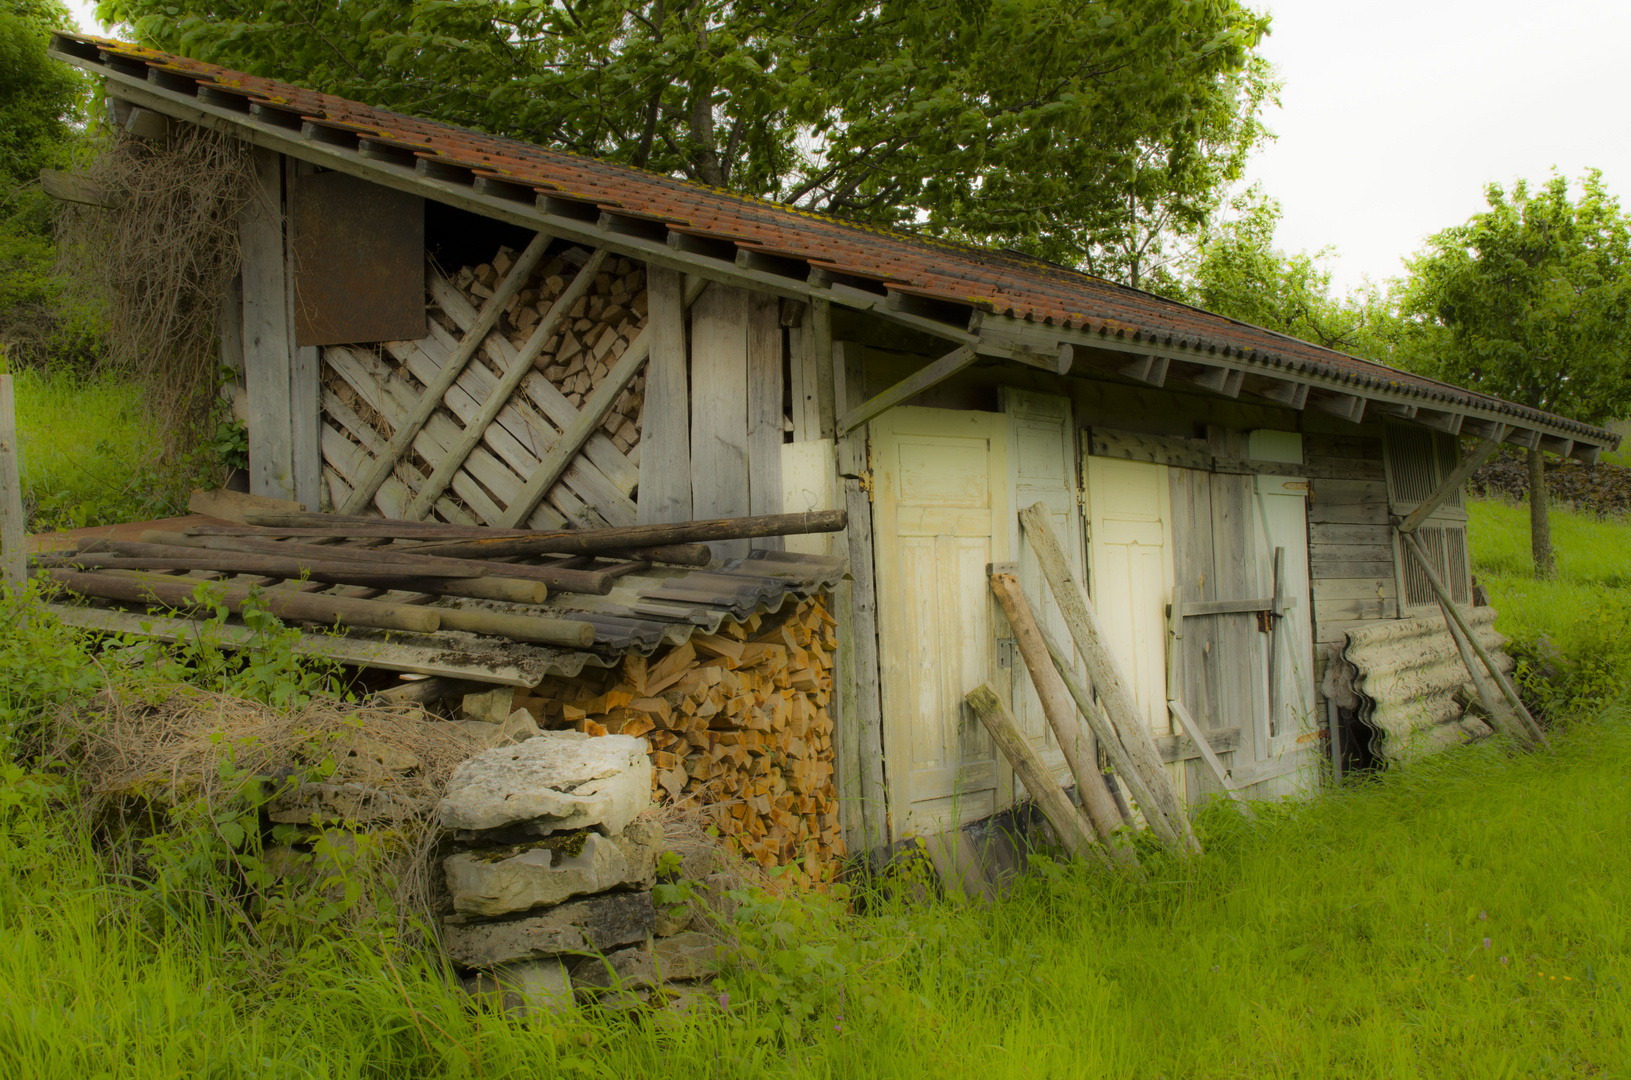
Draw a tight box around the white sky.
[67,0,1631,297]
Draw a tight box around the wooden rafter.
[837,343,978,434]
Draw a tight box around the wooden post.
[1398,529,1548,747]
[240,147,298,503]
[0,374,25,587]
[964,683,1106,866]
[811,297,836,440]
[1436,590,1530,745]
[1035,621,1182,849]
[746,293,785,551]
[637,267,693,524]
[989,572,1131,851]
[1019,501,1200,852]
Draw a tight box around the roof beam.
[1415,408,1464,434]
[1176,361,1243,398]
[1503,427,1542,450]
[1539,435,1574,459]
[838,344,979,434]
[1309,390,1366,424]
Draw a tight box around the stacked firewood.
[444,247,649,458]
[517,596,843,886]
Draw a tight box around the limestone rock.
[571,945,657,993]
[653,901,692,937]
[610,814,663,888]
[267,782,428,825]
[439,732,651,835]
[452,708,541,751]
[652,931,721,981]
[443,890,655,967]
[462,958,574,1017]
[445,832,628,916]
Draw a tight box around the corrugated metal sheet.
[1331,607,1514,761]
[46,31,1615,450]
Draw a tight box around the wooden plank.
[1310,559,1397,579]
[413,249,609,519]
[837,344,978,434]
[1168,699,1254,811]
[1153,725,1243,764]
[812,297,836,440]
[1307,501,1391,526]
[638,266,691,524]
[1182,596,1275,617]
[1206,464,1258,800]
[1090,428,1212,470]
[1169,468,1218,752]
[689,284,752,559]
[1309,523,1394,546]
[1312,478,1388,499]
[0,375,24,585]
[1312,577,1398,600]
[789,315,820,443]
[843,476,887,851]
[240,147,297,502]
[339,232,552,514]
[746,291,785,551]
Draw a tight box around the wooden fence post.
[0,374,23,587]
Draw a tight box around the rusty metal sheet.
[290,170,423,346]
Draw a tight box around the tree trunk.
[1527,447,1555,580]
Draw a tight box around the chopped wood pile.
[442,246,649,457]
[516,596,842,887]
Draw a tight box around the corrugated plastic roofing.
[53,32,1616,448]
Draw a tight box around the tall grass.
[11,366,184,530]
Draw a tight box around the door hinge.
[995,637,1016,669]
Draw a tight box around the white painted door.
[1000,388,1080,788]
[871,407,1012,837]
[1246,429,1318,795]
[1084,454,1176,782]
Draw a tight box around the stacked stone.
[437,729,722,1015]
[446,246,649,458]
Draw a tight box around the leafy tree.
[1394,171,1631,578]
[1175,186,1392,355]
[100,0,1274,279]
[0,0,94,366]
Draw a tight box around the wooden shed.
[47,34,1618,865]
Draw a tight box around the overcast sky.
[65,0,1631,296]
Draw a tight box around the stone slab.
[462,958,574,1018]
[445,831,627,916]
[439,732,651,835]
[443,890,655,968]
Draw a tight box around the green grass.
[11,367,182,530]
[1469,498,1631,709]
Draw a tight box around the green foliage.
[1173,185,1394,355]
[0,0,86,192]
[1393,171,1631,424]
[1469,497,1631,713]
[101,0,1275,279]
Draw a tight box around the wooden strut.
[988,572,1137,862]
[1396,436,1505,536]
[410,249,611,520]
[1397,529,1549,748]
[340,230,554,515]
[837,344,979,435]
[963,683,1109,867]
[1166,699,1257,816]
[1034,620,1184,849]
[499,273,711,529]
[1017,502,1201,853]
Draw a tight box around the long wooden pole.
[989,573,1131,854]
[408,510,846,561]
[1434,589,1532,747]
[0,374,24,588]
[1398,530,1548,747]
[1018,501,1200,853]
[1034,621,1182,848]
[964,683,1107,866]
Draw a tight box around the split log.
[988,572,1130,854]
[964,683,1106,866]
[1018,501,1199,853]
[36,568,441,633]
[185,487,304,523]
[374,676,489,704]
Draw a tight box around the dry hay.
[56,126,255,457]
[53,684,479,937]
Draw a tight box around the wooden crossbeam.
[339,231,553,514]
[1395,435,1503,535]
[497,273,707,528]
[837,344,977,434]
[408,249,610,519]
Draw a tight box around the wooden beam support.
[1166,699,1255,814]
[1256,378,1310,410]
[1572,442,1603,466]
[1539,435,1575,459]
[1503,426,1542,450]
[637,267,694,523]
[1415,408,1465,434]
[422,249,609,521]
[1120,354,1169,387]
[1310,390,1366,423]
[1368,400,1418,420]
[1396,437,1503,535]
[746,291,785,551]
[837,343,978,434]
[963,684,1107,866]
[340,230,553,515]
[1179,363,1244,398]
[689,284,752,559]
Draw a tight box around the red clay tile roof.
[55,32,1616,449]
